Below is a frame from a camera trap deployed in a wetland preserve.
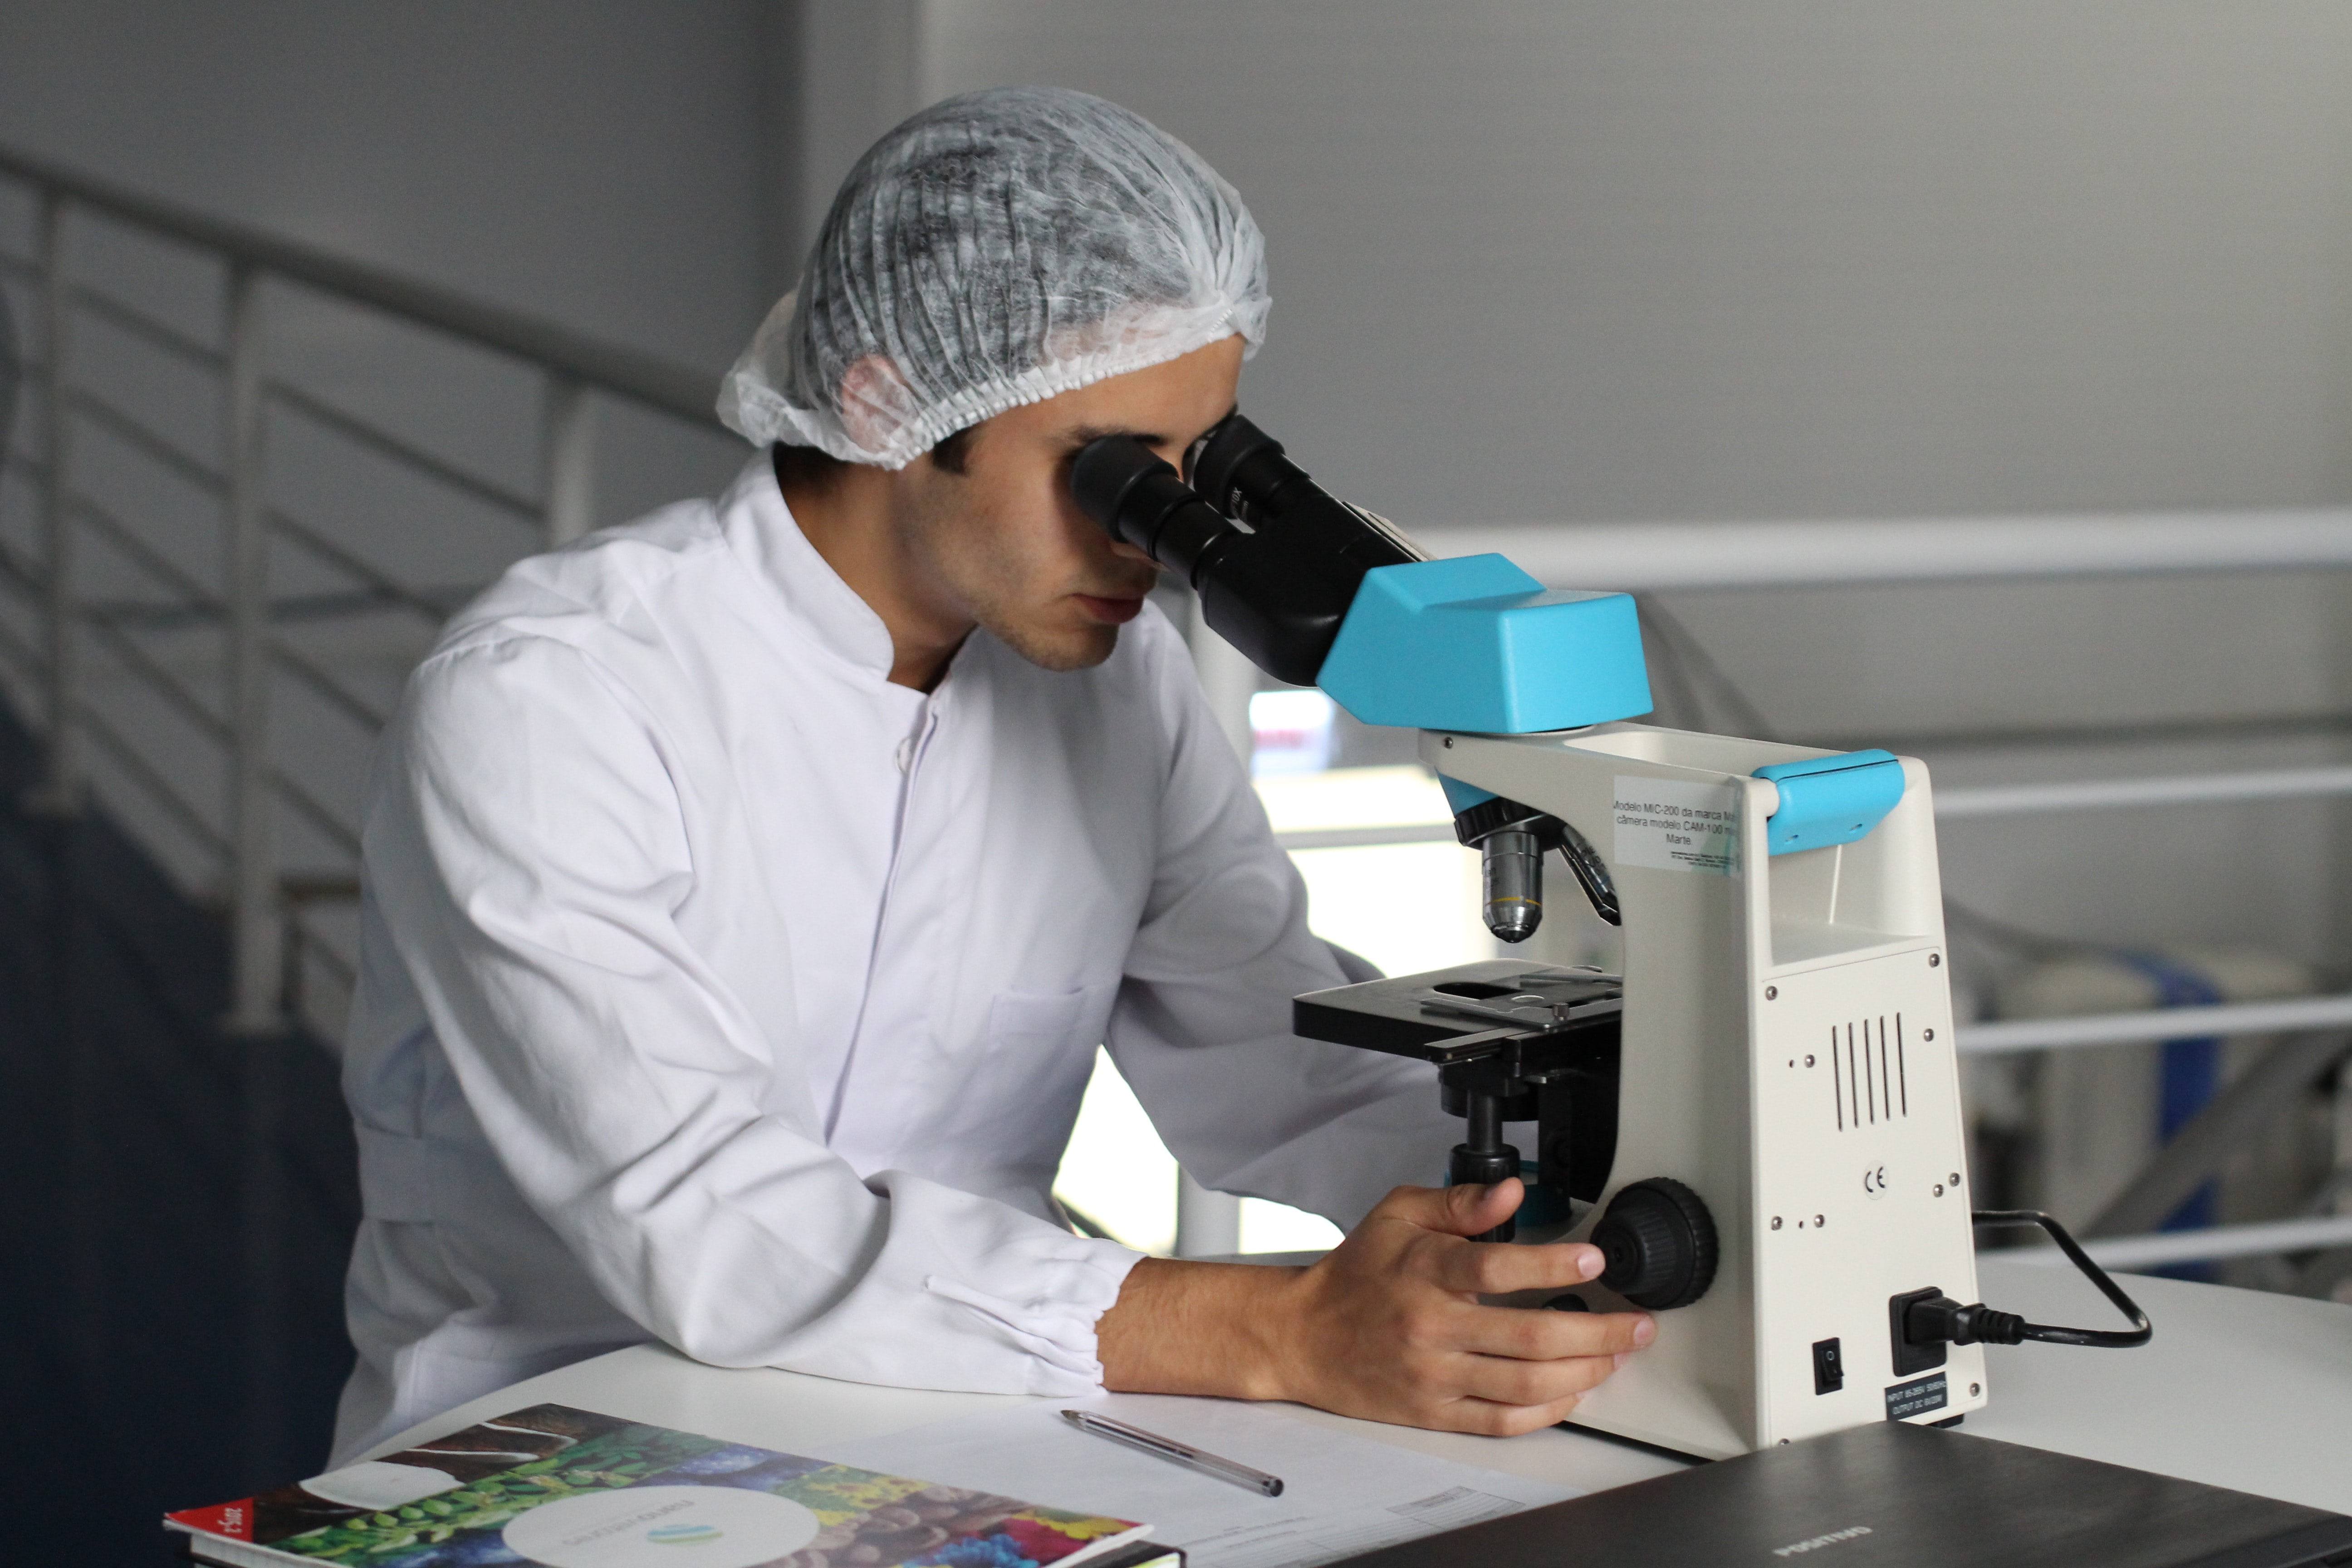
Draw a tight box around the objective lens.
[1481,828,1544,943]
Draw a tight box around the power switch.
[1812,1337,1844,1395]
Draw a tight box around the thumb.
[1373,1177,1524,1238]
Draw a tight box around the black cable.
[1939,900,2097,962]
[1631,596,1710,735]
[1971,1210,2152,1346]
[1906,1210,2152,1351]
[1634,593,1781,741]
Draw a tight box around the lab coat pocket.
[354,1122,436,1223]
[941,982,1118,1153]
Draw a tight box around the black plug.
[1905,1293,2026,1348]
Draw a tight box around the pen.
[1058,1410,1286,1498]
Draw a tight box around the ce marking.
[1861,1165,1890,1199]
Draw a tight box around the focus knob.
[1592,1177,1719,1310]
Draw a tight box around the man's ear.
[836,354,916,457]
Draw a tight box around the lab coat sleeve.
[371,633,1141,1393]
[1105,633,1462,1230]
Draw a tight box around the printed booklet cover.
[166,1402,1162,1568]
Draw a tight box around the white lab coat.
[331,455,1455,1463]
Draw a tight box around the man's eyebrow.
[1064,404,1239,451]
[1064,422,1163,447]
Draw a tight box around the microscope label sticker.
[1613,777,1741,877]
[1885,1374,1949,1421]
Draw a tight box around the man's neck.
[775,451,970,691]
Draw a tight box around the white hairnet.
[718,86,1269,470]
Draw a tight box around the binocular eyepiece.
[1068,412,1422,687]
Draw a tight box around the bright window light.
[1054,1049,1176,1254]
[1240,1199,1344,1254]
[1255,765,1492,977]
[1248,689,1336,777]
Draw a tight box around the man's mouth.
[1073,592,1147,625]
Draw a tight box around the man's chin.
[989,618,1121,673]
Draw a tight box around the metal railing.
[2014,1212,2352,1273]
[0,143,730,1031]
[1432,512,2352,591]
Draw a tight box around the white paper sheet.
[826,1395,1582,1568]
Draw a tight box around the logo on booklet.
[502,1486,817,1568]
[648,1521,725,1546]
[1774,1524,1874,1557]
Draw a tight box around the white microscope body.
[1426,720,1985,1460]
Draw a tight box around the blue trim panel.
[1753,749,1906,856]
[1439,777,1497,814]
[1317,555,1654,734]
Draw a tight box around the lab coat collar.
[719,453,899,680]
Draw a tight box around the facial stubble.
[899,474,1136,674]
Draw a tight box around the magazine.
[166,1402,1167,1568]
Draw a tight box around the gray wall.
[0,0,786,367]
[922,0,2352,526]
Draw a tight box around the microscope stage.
[1294,960,1623,1063]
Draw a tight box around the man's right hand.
[1096,1179,1655,1436]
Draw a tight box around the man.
[332,87,1648,1465]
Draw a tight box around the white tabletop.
[370,1258,2352,1517]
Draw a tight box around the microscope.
[1071,416,2147,1461]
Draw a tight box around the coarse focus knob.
[1592,1177,1719,1310]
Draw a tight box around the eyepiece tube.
[1187,412,1425,568]
[1068,428,1375,686]
[1069,434,1239,583]
[1481,828,1544,944]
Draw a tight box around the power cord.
[1903,1210,2154,1351]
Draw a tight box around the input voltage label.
[1885,1373,1949,1421]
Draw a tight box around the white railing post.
[543,372,595,548]
[1185,605,1257,765]
[224,264,280,1033]
[29,187,82,814]
[1175,1169,1244,1259]
[1176,605,1252,1259]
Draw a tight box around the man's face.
[888,335,1246,672]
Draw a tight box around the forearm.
[1095,1256,1304,1400]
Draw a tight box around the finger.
[1452,1305,1656,1361]
[1441,1391,1590,1438]
[1452,1349,1626,1408]
[1369,1178,1525,1240]
[1430,1236,1606,1296]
